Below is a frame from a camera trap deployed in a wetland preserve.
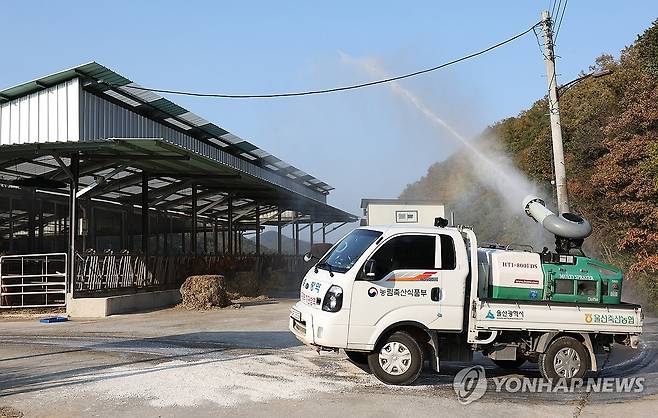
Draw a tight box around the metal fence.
[0,253,67,308]
[74,251,308,297]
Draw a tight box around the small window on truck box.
[577,280,597,297]
[555,279,574,294]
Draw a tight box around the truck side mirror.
[364,259,376,279]
[303,252,313,262]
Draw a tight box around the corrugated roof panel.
[178,112,210,127]
[250,149,270,158]
[208,137,228,148]
[103,89,141,107]
[120,83,160,103]
[163,117,192,130]
[240,152,257,161]
[149,98,187,116]
[233,141,258,152]
[219,133,242,144]
[274,160,290,169]
[0,62,335,193]
[202,124,229,138]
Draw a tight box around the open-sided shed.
[0,62,356,307]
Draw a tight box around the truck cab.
[293,226,468,343]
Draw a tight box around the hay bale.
[230,271,261,297]
[180,275,232,309]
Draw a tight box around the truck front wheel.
[368,331,423,385]
[539,336,589,380]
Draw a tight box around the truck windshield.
[317,229,382,274]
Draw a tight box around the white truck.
[289,209,643,385]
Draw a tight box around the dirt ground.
[1,300,657,417]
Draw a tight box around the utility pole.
[541,10,570,214]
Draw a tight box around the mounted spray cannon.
[476,195,623,304]
[522,195,592,254]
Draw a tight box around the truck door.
[347,233,466,347]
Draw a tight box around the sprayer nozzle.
[522,195,545,217]
[522,194,593,240]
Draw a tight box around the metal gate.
[0,253,67,308]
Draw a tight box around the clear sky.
[2,1,657,240]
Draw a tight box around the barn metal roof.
[0,62,334,195]
[0,139,357,223]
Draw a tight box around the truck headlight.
[322,285,343,312]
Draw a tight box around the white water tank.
[477,248,544,300]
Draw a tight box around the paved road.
[0,300,656,417]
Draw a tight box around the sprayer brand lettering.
[501,262,539,269]
[559,273,595,280]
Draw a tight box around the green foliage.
[636,18,658,77]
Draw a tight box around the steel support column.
[38,199,44,251]
[191,184,197,255]
[221,229,226,254]
[227,195,233,255]
[309,219,314,247]
[121,211,127,250]
[213,221,218,254]
[8,197,13,253]
[277,209,282,255]
[141,172,149,256]
[322,223,327,244]
[203,222,208,254]
[255,204,261,256]
[68,153,80,294]
[28,190,36,252]
[164,216,170,255]
[294,213,300,256]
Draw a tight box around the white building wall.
[0,78,79,145]
[367,203,445,227]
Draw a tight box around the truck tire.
[492,358,526,370]
[345,350,368,364]
[367,331,423,385]
[539,336,589,380]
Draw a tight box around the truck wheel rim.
[378,342,412,376]
[553,347,581,378]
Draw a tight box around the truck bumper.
[288,301,348,349]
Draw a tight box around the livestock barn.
[0,62,356,314]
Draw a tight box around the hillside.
[250,230,312,255]
[401,19,658,305]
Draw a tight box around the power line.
[115,22,541,99]
[532,26,549,60]
[554,0,568,43]
[552,0,561,20]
